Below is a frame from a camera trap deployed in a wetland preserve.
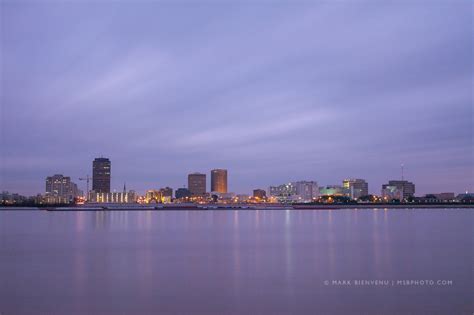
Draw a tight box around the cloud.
[1,1,472,195]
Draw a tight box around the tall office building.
[382,180,415,199]
[92,157,111,193]
[343,178,368,199]
[211,169,228,193]
[188,173,206,196]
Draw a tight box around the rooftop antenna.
[401,163,404,181]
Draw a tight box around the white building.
[88,191,137,203]
[294,181,319,202]
[269,181,318,203]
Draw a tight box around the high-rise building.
[45,174,81,202]
[211,169,227,193]
[343,179,368,199]
[92,157,111,193]
[188,173,206,196]
[382,180,415,199]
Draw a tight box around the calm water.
[0,208,472,315]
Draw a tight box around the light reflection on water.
[0,208,472,315]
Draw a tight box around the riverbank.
[1,203,473,211]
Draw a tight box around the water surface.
[0,209,472,314]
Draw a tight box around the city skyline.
[34,158,450,199]
[1,2,472,196]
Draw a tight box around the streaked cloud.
[1,1,472,195]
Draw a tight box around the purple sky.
[1,1,472,196]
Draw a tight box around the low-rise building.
[88,191,137,203]
[253,189,266,199]
[319,185,344,196]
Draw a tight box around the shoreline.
[1,204,473,211]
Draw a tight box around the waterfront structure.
[175,188,191,199]
[88,190,137,203]
[294,181,319,202]
[416,193,456,203]
[319,185,344,196]
[432,192,455,201]
[253,189,266,199]
[343,178,368,199]
[188,173,206,196]
[382,180,415,199]
[211,169,228,193]
[45,174,81,203]
[1,191,29,205]
[92,157,111,193]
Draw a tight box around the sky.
[1,1,472,196]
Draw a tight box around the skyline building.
[211,169,228,193]
[45,174,81,202]
[343,178,368,199]
[188,173,206,196]
[269,183,298,202]
[92,157,111,193]
[382,180,415,199]
[294,181,319,202]
[88,190,137,203]
[381,185,403,201]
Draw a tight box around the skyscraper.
[211,169,227,193]
[188,173,206,196]
[343,178,369,199]
[92,157,111,193]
